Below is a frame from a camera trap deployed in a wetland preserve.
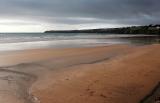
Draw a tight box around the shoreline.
[0,44,159,103]
[0,34,159,52]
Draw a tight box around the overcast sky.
[0,0,159,32]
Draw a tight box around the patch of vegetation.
[45,24,160,35]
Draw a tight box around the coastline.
[0,44,159,103]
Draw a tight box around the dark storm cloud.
[0,0,160,26]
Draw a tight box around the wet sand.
[0,44,159,103]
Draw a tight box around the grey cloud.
[0,0,160,27]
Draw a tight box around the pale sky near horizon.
[0,0,159,32]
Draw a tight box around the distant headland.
[45,24,160,35]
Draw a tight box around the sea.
[0,33,159,51]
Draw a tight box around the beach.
[0,0,160,102]
[0,44,159,103]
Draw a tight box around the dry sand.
[0,44,159,103]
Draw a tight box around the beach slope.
[0,44,159,103]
